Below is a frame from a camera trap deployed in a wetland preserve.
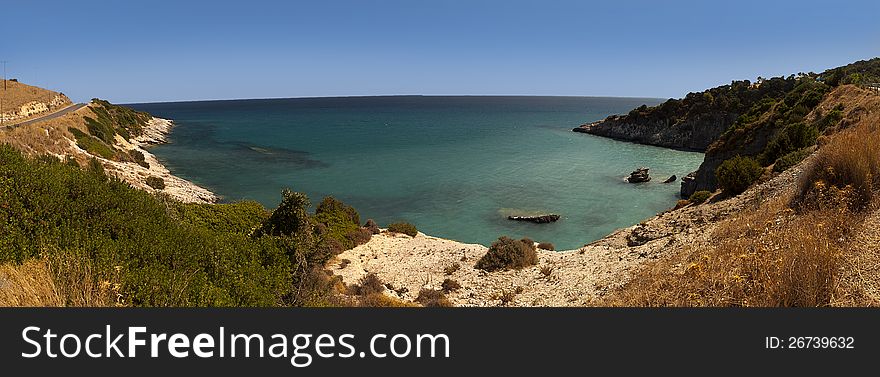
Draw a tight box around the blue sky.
[3,0,878,103]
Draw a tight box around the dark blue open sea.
[130,96,702,250]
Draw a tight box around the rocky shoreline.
[330,152,811,306]
[90,116,218,204]
[573,116,725,152]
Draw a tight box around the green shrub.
[130,149,149,168]
[89,99,153,139]
[145,176,165,190]
[253,189,312,237]
[537,242,555,251]
[773,147,812,173]
[688,190,712,204]
[716,155,764,195]
[475,236,538,272]
[313,196,362,250]
[387,222,418,237]
[759,122,819,165]
[87,157,105,178]
[69,127,115,159]
[0,145,320,306]
[175,201,268,234]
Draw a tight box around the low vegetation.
[363,218,380,234]
[145,176,165,190]
[387,222,418,237]
[441,278,461,293]
[715,155,763,195]
[0,145,368,306]
[443,262,460,275]
[610,120,880,307]
[688,190,712,204]
[796,122,880,211]
[475,236,538,272]
[415,288,452,307]
[772,147,812,173]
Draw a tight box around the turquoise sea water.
[130,96,703,250]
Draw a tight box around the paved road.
[3,103,87,128]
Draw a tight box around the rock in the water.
[507,214,560,224]
[663,175,677,183]
[680,171,698,198]
[627,167,651,183]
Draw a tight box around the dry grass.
[0,255,115,307]
[0,106,92,162]
[359,293,420,307]
[610,106,880,307]
[609,198,849,307]
[796,121,880,211]
[0,80,61,110]
[0,260,62,306]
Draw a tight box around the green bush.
[537,242,555,251]
[253,189,312,238]
[130,149,149,168]
[69,127,115,159]
[387,222,418,237]
[175,201,268,234]
[475,236,538,272]
[716,156,764,195]
[773,147,812,173]
[688,190,712,204]
[313,196,363,250]
[759,122,819,166]
[0,145,311,306]
[145,176,165,190]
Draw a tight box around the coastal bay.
[132,96,704,250]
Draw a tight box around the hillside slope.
[0,93,215,203]
[574,57,880,198]
[0,80,71,124]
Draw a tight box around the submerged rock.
[663,175,677,183]
[627,167,651,183]
[507,214,561,224]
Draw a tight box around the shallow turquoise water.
[130,96,703,250]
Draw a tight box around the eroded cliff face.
[574,111,740,198]
[9,94,70,117]
[574,111,736,152]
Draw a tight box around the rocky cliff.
[574,111,736,151]
[574,58,880,198]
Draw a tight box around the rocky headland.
[573,59,880,197]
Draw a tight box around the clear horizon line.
[122,93,668,105]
